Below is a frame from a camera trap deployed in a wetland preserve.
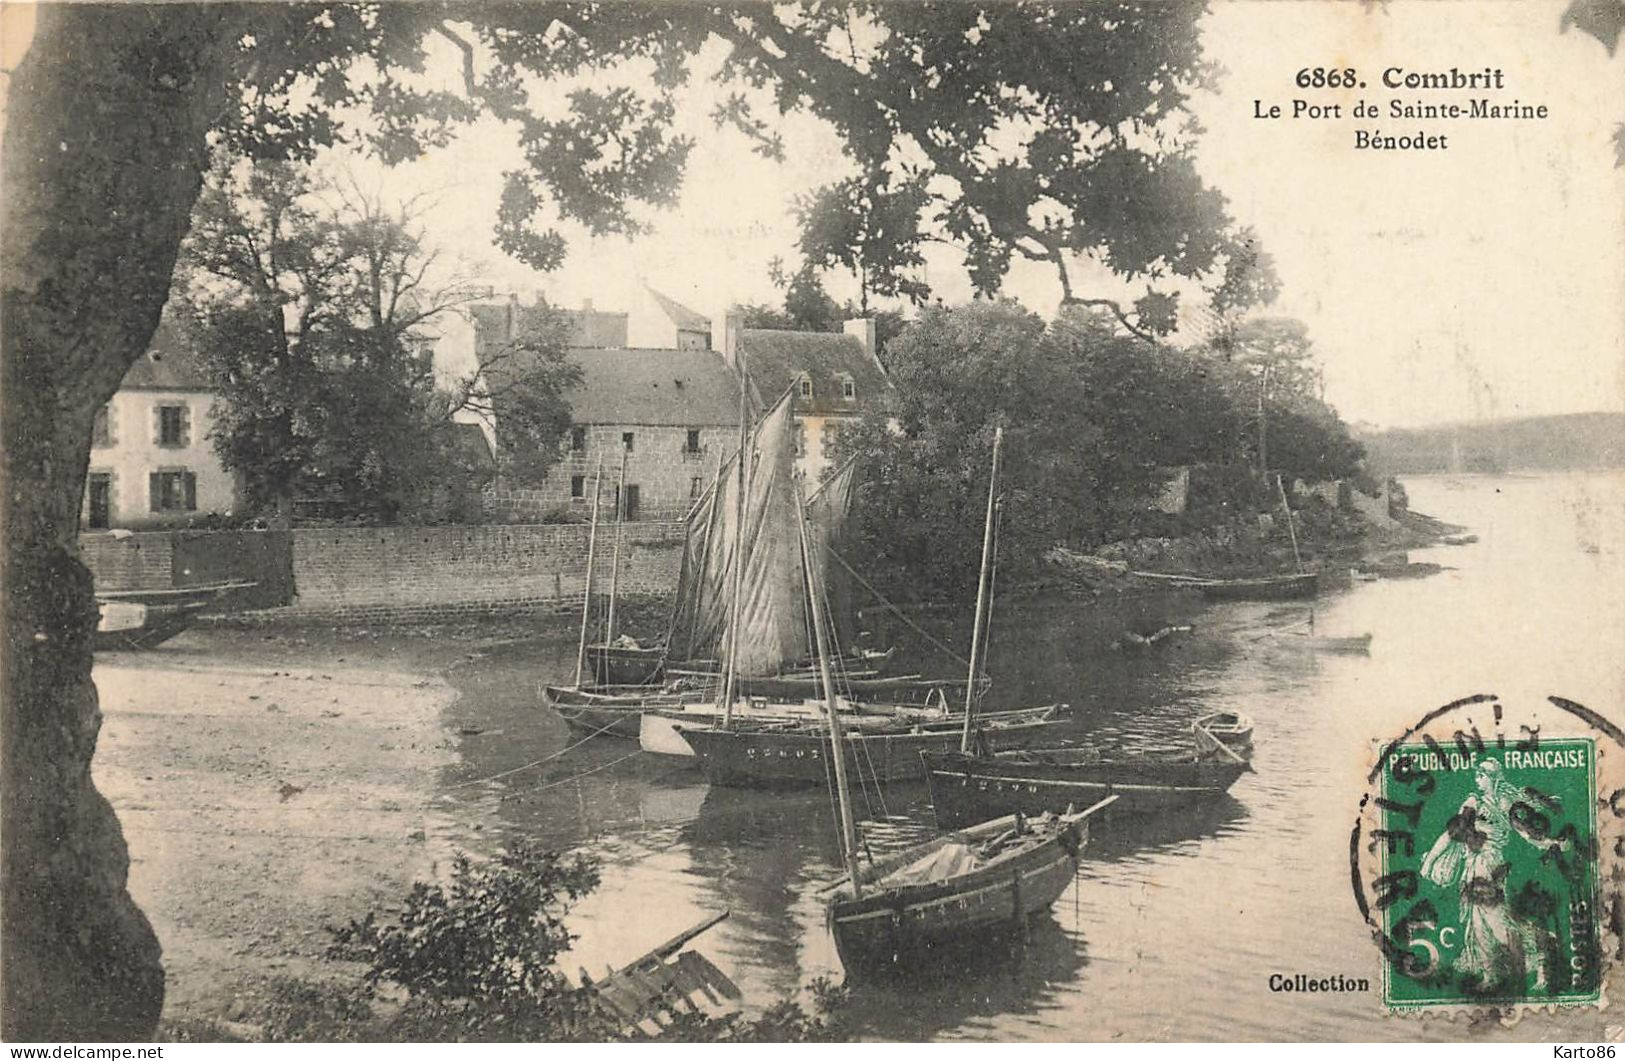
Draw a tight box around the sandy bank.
[90,630,470,1022]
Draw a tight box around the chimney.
[844,318,878,362]
[582,297,594,313]
[713,307,744,371]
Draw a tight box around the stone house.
[712,312,893,481]
[472,300,743,523]
[81,321,239,529]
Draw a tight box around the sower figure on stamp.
[1420,759,1564,994]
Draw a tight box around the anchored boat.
[673,705,1069,785]
[921,712,1255,830]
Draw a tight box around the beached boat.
[1195,572,1318,600]
[93,599,208,651]
[1130,569,1319,600]
[921,712,1254,830]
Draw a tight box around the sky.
[7,1,1621,429]
[332,0,1623,431]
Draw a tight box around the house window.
[570,427,586,451]
[685,429,702,454]
[92,406,112,448]
[842,378,856,400]
[799,376,812,399]
[148,469,196,512]
[157,404,189,448]
[690,476,703,499]
[570,474,585,499]
[86,472,113,529]
[622,431,635,452]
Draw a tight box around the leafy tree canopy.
[834,302,1362,598]
[176,158,578,524]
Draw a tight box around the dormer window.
[799,375,812,399]
[842,378,856,400]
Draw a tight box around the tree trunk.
[2,6,236,1039]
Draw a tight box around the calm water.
[430,472,1625,1041]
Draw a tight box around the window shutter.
[180,405,192,447]
[184,472,197,511]
[152,405,162,445]
[149,472,161,512]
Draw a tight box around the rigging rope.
[822,545,972,669]
[444,709,629,791]
[500,749,646,798]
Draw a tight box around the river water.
[432,472,1625,1041]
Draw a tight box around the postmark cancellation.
[1354,695,1625,1017]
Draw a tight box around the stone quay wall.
[281,522,685,623]
[81,532,175,591]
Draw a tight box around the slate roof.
[645,286,709,332]
[563,347,742,427]
[739,328,892,417]
[120,318,211,391]
[470,301,629,349]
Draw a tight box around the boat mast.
[1274,473,1303,573]
[799,484,862,898]
[605,449,629,643]
[574,458,605,688]
[960,426,1003,754]
[720,347,749,727]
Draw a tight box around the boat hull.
[92,601,207,651]
[921,751,1249,830]
[1196,573,1318,601]
[678,713,1067,788]
[586,644,668,686]
[827,816,1084,975]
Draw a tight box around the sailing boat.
[807,429,1116,974]
[675,427,1069,786]
[547,385,985,744]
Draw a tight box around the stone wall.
[283,522,685,622]
[80,533,174,591]
[483,424,729,524]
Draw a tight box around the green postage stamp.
[1375,737,1603,1011]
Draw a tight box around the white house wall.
[84,389,238,528]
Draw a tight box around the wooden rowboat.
[1130,570,1319,601]
[1193,573,1318,601]
[93,600,208,652]
[826,800,1115,976]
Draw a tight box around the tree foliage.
[177,159,578,523]
[834,303,1362,598]
[713,2,1273,333]
[322,841,846,1042]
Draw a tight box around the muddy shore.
[90,627,499,1023]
